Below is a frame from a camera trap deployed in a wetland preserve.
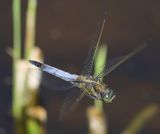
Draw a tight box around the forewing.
[96,43,148,78]
[81,17,107,76]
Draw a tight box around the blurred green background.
[0,0,160,134]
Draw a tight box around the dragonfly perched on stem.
[29,16,147,118]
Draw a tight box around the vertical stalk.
[12,0,45,133]
[12,0,23,133]
[12,0,22,118]
[87,44,108,134]
[12,0,21,60]
[24,0,46,134]
[25,0,37,59]
[94,44,107,110]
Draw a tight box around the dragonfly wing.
[81,17,107,76]
[95,55,126,78]
[59,89,85,120]
[96,43,148,78]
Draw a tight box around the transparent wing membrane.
[41,71,75,91]
[60,89,85,120]
[96,43,148,78]
[81,17,107,76]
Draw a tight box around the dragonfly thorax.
[72,75,115,102]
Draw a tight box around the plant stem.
[24,0,46,134]
[12,0,23,133]
[12,0,21,60]
[94,44,107,110]
[87,44,108,134]
[122,104,159,134]
[25,0,37,59]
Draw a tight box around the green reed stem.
[25,0,37,59]
[12,0,21,118]
[86,44,108,134]
[122,104,159,134]
[12,0,21,60]
[94,44,107,110]
[24,0,43,134]
[12,0,24,133]
[27,119,41,134]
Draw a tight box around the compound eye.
[103,89,115,103]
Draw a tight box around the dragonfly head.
[103,89,116,103]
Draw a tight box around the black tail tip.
[29,60,43,68]
[29,60,34,64]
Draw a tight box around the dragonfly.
[29,16,147,117]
